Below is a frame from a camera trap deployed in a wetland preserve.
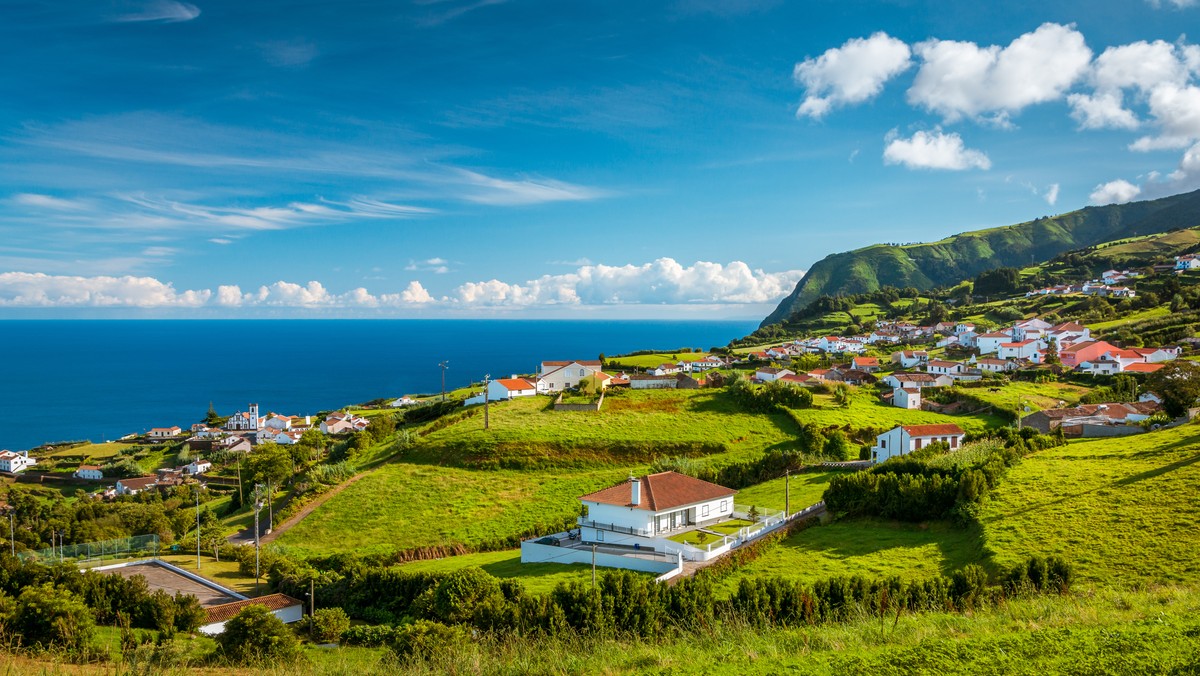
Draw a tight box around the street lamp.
[439,361,450,402]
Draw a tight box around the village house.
[891,350,930,368]
[538,360,604,392]
[850,356,881,372]
[1059,340,1120,369]
[115,476,159,496]
[779,373,814,387]
[628,374,678,389]
[998,340,1040,360]
[975,331,1012,355]
[1020,402,1161,435]
[199,594,305,636]
[893,387,922,410]
[1123,362,1165,374]
[577,471,738,548]
[974,357,1017,373]
[925,359,965,376]
[806,368,831,381]
[765,346,794,360]
[74,465,104,481]
[390,396,420,407]
[871,424,966,463]
[882,372,952,389]
[754,367,795,383]
[0,450,35,474]
[1176,254,1200,270]
[183,459,212,475]
[148,426,182,439]
[652,363,684,376]
[320,412,370,435]
[1012,318,1052,342]
[477,377,540,403]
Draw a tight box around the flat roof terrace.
[91,559,245,607]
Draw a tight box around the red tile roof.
[1124,362,1164,373]
[496,378,536,391]
[901,424,965,437]
[542,360,602,367]
[579,471,735,512]
[204,594,303,625]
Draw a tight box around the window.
[881,439,887,449]
[720,500,728,512]
[701,504,710,518]
[579,368,585,376]
[595,530,603,542]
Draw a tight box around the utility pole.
[483,374,491,430]
[236,456,243,508]
[591,543,597,590]
[439,361,450,402]
[267,479,274,531]
[253,484,263,594]
[8,509,14,557]
[785,469,791,516]
[310,578,315,616]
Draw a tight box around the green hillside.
[762,188,1200,327]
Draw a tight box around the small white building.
[893,387,922,410]
[1176,254,1200,270]
[926,360,965,376]
[115,476,159,496]
[871,424,966,464]
[975,332,1012,355]
[74,465,104,481]
[652,363,683,376]
[577,472,737,548]
[891,350,929,368]
[184,459,212,475]
[199,594,305,636]
[998,340,1040,360]
[148,426,182,439]
[0,450,35,474]
[755,367,795,383]
[390,396,419,407]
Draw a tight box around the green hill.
[762,188,1200,327]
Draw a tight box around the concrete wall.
[520,540,678,575]
[1079,424,1145,438]
[554,392,604,412]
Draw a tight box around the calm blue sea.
[0,320,755,451]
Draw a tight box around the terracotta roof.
[927,360,961,368]
[853,357,880,365]
[1001,340,1037,347]
[204,594,303,625]
[1124,362,1165,373]
[891,373,936,382]
[1062,340,1114,353]
[542,360,602,367]
[496,378,536,391]
[979,331,1011,338]
[77,465,102,470]
[900,388,921,394]
[757,367,789,375]
[579,471,735,512]
[118,476,159,490]
[779,374,811,383]
[902,424,965,437]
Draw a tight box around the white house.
[893,387,922,410]
[871,424,966,463]
[577,472,737,548]
[199,594,305,636]
[814,336,845,353]
[975,332,1012,355]
[998,340,1040,360]
[0,450,35,474]
[882,372,952,389]
[851,356,882,372]
[115,476,159,496]
[74,465,104,481]
[975,357,1017,373]
[320,412,370,435]
[1176,254,1200,270]
[390,396,420,407]
[755,367,795,382]
[652,363,684,376]
[148,426,182,439]
[891,350,929,368]
[538,360,604,393]
[491,377,540,400]
[183,459,212,475]
[1012,318,1052,341]
[926,360,965,376]
[765,346,794,360]
[628,374,678,389]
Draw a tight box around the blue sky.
[1,0,1199,318]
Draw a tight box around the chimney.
[630,476,641,506]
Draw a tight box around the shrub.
[431,567,503,624]
[216,604,301,665]
[14,583,95,654]
[308,607,351,643]
[390,620,469,660]
[341,623,398,647]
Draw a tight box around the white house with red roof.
[851,356,881,372]
[925,360,965,376]
[871,424,966,463]
[537,360,604,392]
[148,426,182,439]
[483,377,539,402]
[893,387,921,410]
[891,350,929,368]
[755,367,794,382]
[652,363,684,376]
[0,450,35,474]
[998,340,1040,360]
[577,472,737,549]
[320,411,370,435]
[74,465,104,481]
[975,331,1012,355]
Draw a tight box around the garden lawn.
[416,389,803,468]
[732,470,839,513]
[981,423,1200,586]
[715,518,984,596]
[155,553,261,597]
[45,441,137,459]
[603,352,712,369]
[787,392,1001,434]
[391,549,652,595]
[959,380,1091,413]
[273,463,625,558]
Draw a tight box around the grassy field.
[273,463,624,558]
[716,518,985,594]
[981,423,1200,586]
[959,380,1090,413]
[786,391,1002,434]
[604,352,713,369]
[415,389,804,468]
[155,553,262,597]
[389,549,652,595]
[732,469,838,512]
[43,441,137,459]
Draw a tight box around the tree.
[14,583,95,653]
[823,430,854,460]
[832,383,853,408]
[974,267,1020,296]
[204,401,224,426]
[431,567,502,624]
[308,607,351,643]
[1043,337,1061,366]
[216,604,300,665]
[1147,361,1200,418]
[245,443,291,486]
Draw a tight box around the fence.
[18,533,161,565]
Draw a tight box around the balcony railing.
[577,518,653,537]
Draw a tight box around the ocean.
[0,319,756,451]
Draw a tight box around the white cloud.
[794,32,912,118]
[0,272,211,307]
[11,193,88,211]
[908,23,1092,122]
[1070,40,1198,131]
[1089,179,1142,205]
[1130,84,1200,151]
[1044,183,1060,206]
[114,1,201,23]
[209,238,232,245]
[1147,0,1197,8]
[0,260,801,311]
[1068,91,1140,130]
[454,170,608,205]
[882,129,991,170]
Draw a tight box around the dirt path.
[227,469,375,546]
